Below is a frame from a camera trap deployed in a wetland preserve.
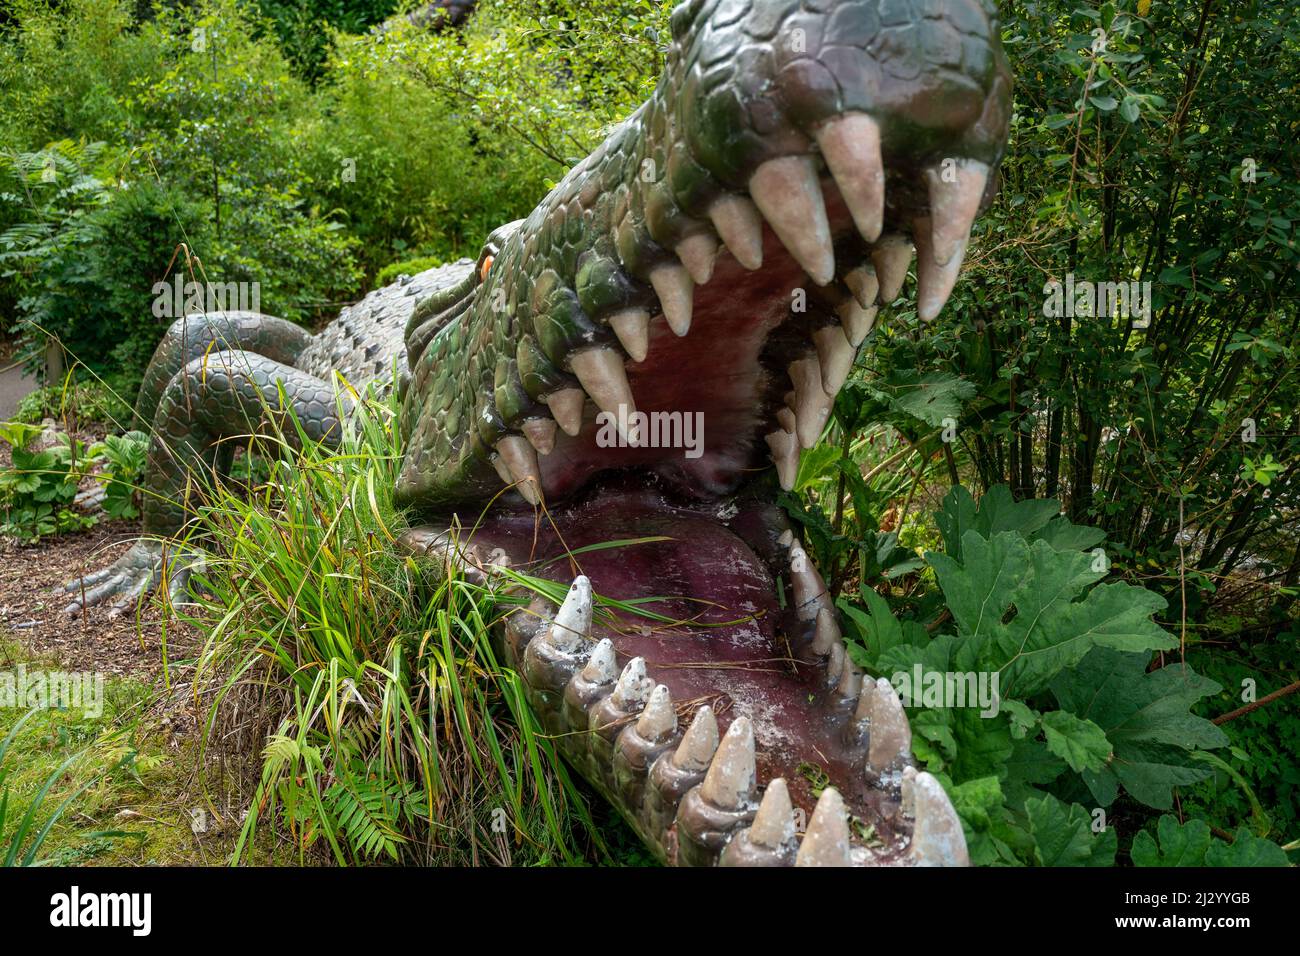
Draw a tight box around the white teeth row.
[787,543,834,621]
[536,575,966,866]
[858,676,913,776]
[541,574,593,653]
[494,121,987,503]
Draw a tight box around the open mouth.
[393,0,1012,866]
[402,168,986,866]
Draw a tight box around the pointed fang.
[749,155,834,286]
[795,787,852,866]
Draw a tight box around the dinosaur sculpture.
[66,0,1012,866]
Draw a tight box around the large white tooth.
[900,765,918,818]
[789,545,829,621]
[546,387,586,437]
[776,406,796,433]
[816,112,885,243]
[844,264,879,308]
[708,194,764,270]
[671,705,719,772]
[749,778,796,850]
[913,215,965,322]
[853,676,873,725]
[490,454,513,487]
[748,155,835,286]
[871,234,914,303]
[649,262,694,336]
[700,716,756,810]
[867,677,911,772]
[675,232,719,285]
[812,606,839,655]
[580,637,617,684]
[570,348,638,443]
[826,641,845,685]
[610,657,654,710]
[522,417,558,456]
[794,787,852,867]
[765,428,799,491]
[924,159,989,266]
[608,307,651,363]
[812,324,855,394]
[636,684,677,743]
[788,356,832,448]
[496,435,542,505]
[835,650,864,700]
[547,574,592,652]
[836,299,878,347]
[909,772,970,866]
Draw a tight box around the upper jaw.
[396,0,1012,512]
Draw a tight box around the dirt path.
[0,356,38,420]
[0,521,199,678]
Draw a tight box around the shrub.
[374,255,444,288]
[0,422,97,542]
[13,380,133,430]
[182,394,610,864]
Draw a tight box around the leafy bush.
[182,394,609,864]
[88,430,148,521]
[836,485,1291,866]
[0,422,96,542]
[374,255,444,289]
[0,0,362,380]
[13,380,132,429]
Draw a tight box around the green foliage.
[13,379,132,429]
[839,485,1289,866]
[877,0,1300,617]
[1051,649,1227,810]
[0,0,360,379]
[0,426,96,542]
[182,393,611,865]
[374,255,445,289]
[88,430,148,520]
[0,421,146,539]
[1131,815,1289,867]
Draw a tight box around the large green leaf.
[1131,815,1289,866]
[1024,793,1117,866]
[929,530,1175,696]
[1041,710,1112,773]
[866,369,975,428]
[1051,648,1228,809]
[935,485,1104,561]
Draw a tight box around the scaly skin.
[67,0,1012,867]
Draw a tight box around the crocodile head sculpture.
[66,0,1012,867]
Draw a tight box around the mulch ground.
[0,520,200,679]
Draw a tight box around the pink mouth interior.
[462,185,901,833]
[536,186,858,501]
[462,483,898,837]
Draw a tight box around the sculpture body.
[68,0,1013,866]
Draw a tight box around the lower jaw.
[401,478,958,866]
